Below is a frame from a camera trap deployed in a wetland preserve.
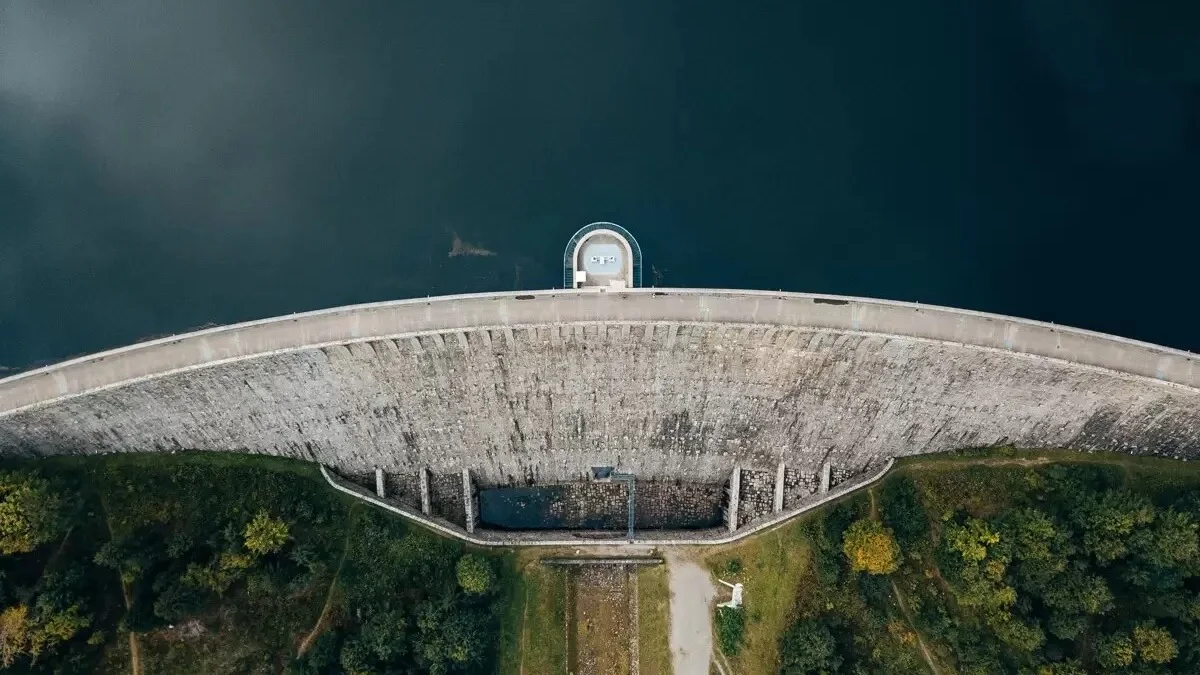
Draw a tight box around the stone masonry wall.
[635,480,724,530]
[783,468,819,508]
[384,472,423,511]
[428,473,465,527]
[737,469,776,525]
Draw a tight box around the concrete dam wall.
[0,289,1197,539]
[4,285,1195,538]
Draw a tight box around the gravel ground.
[665,552,716,675]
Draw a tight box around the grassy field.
[498,558,569,675]
[636,564,673,675]
[701,519,815,675]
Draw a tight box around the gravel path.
[665,552,716,675]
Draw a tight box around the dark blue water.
[2,1,1199,370]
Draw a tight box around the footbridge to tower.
[1,289,1197,544]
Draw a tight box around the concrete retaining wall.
[0,289,1197,483]
[320,459,895,546]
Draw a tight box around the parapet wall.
[0,289,1197,484]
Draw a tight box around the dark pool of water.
[3,2,1198,371]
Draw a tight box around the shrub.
[779,617,841,674]
[715,606,745,656]
[455,555,495,595]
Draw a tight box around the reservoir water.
[1,1,1198,370]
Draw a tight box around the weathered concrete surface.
[666,551,716,675]
[0,289,1197,483]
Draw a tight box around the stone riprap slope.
[0,290,1197,486]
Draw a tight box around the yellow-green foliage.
[0,472,66,555]
[183,551,256,594]
[1096,633,1134,669]
[243,511,290,555]
[1132,622,1177,664]
[0,604,89,668]
[842,518,900,574]
[456,554,496,594]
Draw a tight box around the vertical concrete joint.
[727,467,741,533]
[774,462,786,513]
[419,467,431,516]
[462,468,477,534]
[820,461,831,493]
[375,467,385,499]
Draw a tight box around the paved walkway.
[665,552,716,675]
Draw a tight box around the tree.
[1076,490,1155,563]
[1035,661,1087,675]
[153,581,208,622]
[1134,508,1199,570]
[780,617,841,674]
[880,477,928,548]
[1133,622,1177,664]
[842,519,900,575]
[183,552,255,594]
[1000,508,1072,589]
[0,605,28,668]
[0,473,67,555]
[944,517,1000,565]
[1096,633,1135,669]
[244,512,290,556]
[455,555,495,595]
[357,609,409,662]
[1040,570,1113,616]
[415,599,489,673]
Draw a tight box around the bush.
[880,477,928,548]
[780,617,841,674]
[153,581,208,622]
[715,606,745,656]
[244,512,290,556]
[455,554,495,595]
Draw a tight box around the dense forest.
[2,450,1199,674]
[0,454,515,674]
[772,453,1200,674]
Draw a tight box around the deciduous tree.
[842,519,900,575]
[0,473,68,555]
[243,512,289,556]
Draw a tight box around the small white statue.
[717,579,744,609]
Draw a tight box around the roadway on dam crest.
[1,287,1197,417]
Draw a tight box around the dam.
[0,229,1197,542]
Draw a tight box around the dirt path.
[518,583,530,675]
[665,552,716,675]
[901,456,1055,470]
[890,579,940,675]
[296,523,354,656]
[629,567,640,675]
[97,496,140,675]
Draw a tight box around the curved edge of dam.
[2,287,1197,417]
